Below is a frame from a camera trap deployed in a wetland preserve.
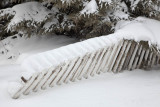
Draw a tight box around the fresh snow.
[115,17,160,48]
[1,68,160,107]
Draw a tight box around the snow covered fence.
[8,34,160,99]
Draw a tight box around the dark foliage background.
[0,0,160,40]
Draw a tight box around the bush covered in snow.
[0,0,160,39]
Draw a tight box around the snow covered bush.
[7,2,55,36]
[44,0,160,39]
[42,0,131,39]
[0,8,16,40]
[124,0,160,19]
[0,0,160,39]
[0,1,75,38]
[0,0,39,9]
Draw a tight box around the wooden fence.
[9,36,160,99]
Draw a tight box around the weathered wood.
[58,58,78,84]
[96,47,109,74]
[112,41,128,73]
[12,73,38,99]
[82,51,97,79]
[122,41,136,70]
[103,44,117,72]
[108,40,123,72]
[63,57,81,83]
[137,49,145,69]
[23,72,43,95]
[151,54,156,67]
[90,48,105,76]
[77,53,91,80]
[100,46,113,73]
[132,44,142,70]
[33,67,54,92]
[117,41,132,72]
[84,51,100,78]
[42,66,61,89]
[71,55,88,82]
[128,43,139,70]
[87,50,102,77]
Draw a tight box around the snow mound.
[8,82,23,98]
[115,17,160,48]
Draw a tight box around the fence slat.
[83,51,100,79]
[117,41,132,72]
[77,53,91,80]
[90,48,105,76]
[53,61,71,85]
[42,66,61,89]
[102,44,116,73]
[57,58,78,84]
[63,57,81,83]
[128,43,139,70]
[12,73,38,99]
[132,45,142,70]
[112,41,128,73]
[151,54,156,67]
[71,54,89,82]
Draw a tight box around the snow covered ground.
[0,34,160,107]
[1,67,160,107]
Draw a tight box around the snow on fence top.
[21,34,118,80]
[115,17,160,47]
[21,17,160,80]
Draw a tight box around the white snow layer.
[1,68,160,107]
[115,17,160,47]
[8,81,23,98]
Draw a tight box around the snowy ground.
[1,67,160,107]
[0,34,160,107]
